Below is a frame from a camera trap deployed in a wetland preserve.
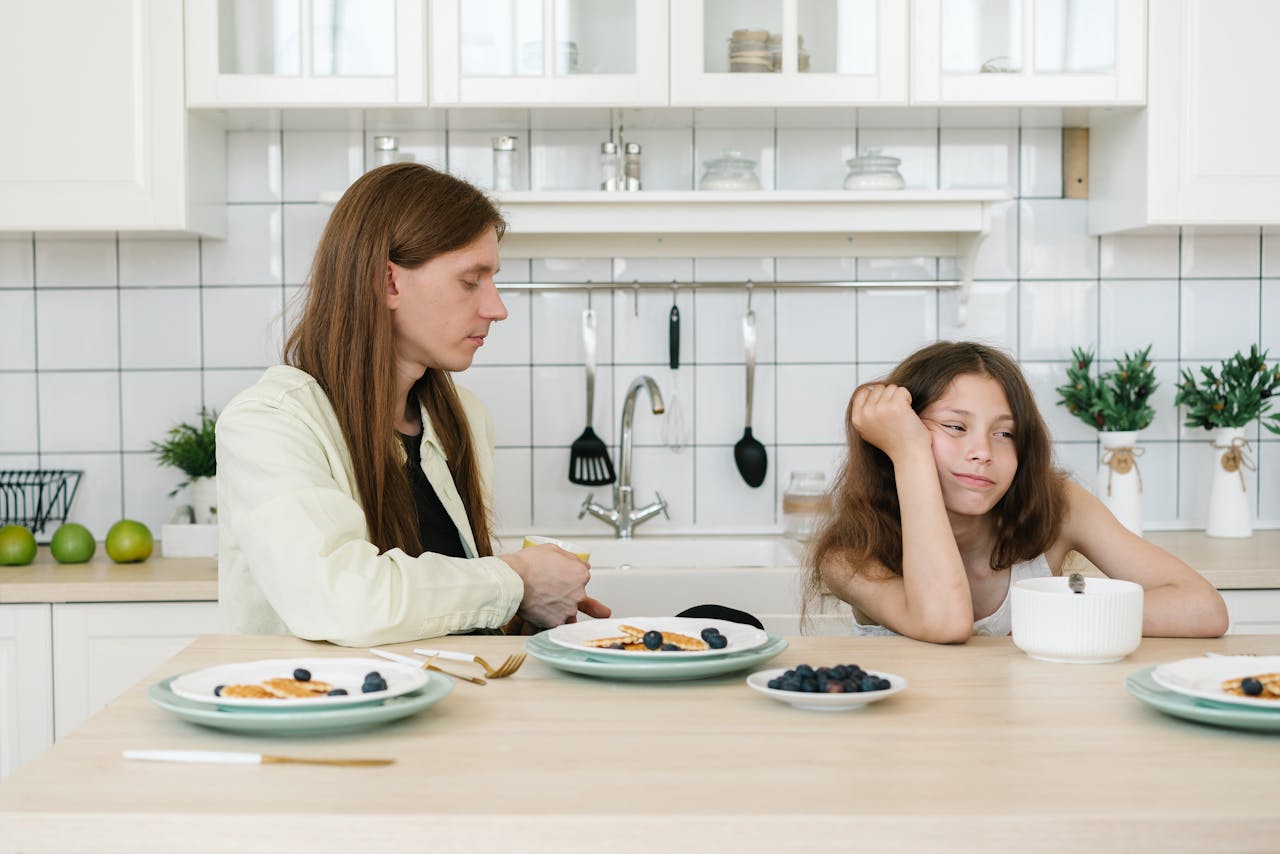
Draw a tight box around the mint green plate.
[526,632,788,681]
[1125,666,1280,733]
[148,673,452,736]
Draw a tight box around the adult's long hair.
[803,341,1068,619]
[285,162,506,557]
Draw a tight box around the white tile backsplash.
[10,121,1277,533]
[0,290,35,370]
[119,288,202,370]
[33,237,116,288]
[36,289,118,371]
[1180,229,1261,279]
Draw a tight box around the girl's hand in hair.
[850,383,932,462]
[499,544,611,628]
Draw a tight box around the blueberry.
[700,628,723,642]
[661,643,681,651]
[362,678,387,694]
[795,664,815,677]
[706,634,728,650]
[768,678,783,689]
[875,678,892,690]
[364,671,382,682]
[213,684,224,696]
[842,680,860,693]
[293,667,311,682]
[1242,677,1264,696]
[859,675,881,692]
[327,688,348,696]
[643,630,664,650]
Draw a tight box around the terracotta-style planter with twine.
[1096,430,1143,536]
[1206,426,1254,538]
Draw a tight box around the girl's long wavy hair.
[285,162,506,557]
[804,341,1068,617]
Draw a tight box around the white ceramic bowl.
[1010,576,1143,664]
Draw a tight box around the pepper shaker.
[623,142,642,191]
[491,136,517,192]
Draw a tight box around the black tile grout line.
[1175,228,1184,519]
[114,232,125,521]
[1014,126,1023,361]
[29,233,41,470]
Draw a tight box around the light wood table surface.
[1,633,1277,853]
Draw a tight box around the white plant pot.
[190,476,218,525]
[1206,426,1253,538]
[1095,430,1143,536]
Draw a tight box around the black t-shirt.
[398,431,468,559]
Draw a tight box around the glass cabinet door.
[912,0,1144,104]
[671,0,907,105]
[185,0,425,106]
[431,0,667,106]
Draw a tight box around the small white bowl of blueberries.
[747,663,906,711]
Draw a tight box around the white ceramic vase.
[1096,430,1143,536]
[1206,426,1253,538]
[189,476,218,525]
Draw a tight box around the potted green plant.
[152,408,218,539]
[1056,346,1158,535]
[1173,345,1280,538]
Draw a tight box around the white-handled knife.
[123,750,392,767]
[368,648,486,685]
[412,648,480,665]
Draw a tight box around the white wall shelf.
[494,190,1004,324]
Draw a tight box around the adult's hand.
[499,543,609,627]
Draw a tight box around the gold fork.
[414,648,527,679]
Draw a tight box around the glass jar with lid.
[729,28,773,73]
[699,149,762,190]
[843,149,905,190]
[782,471,830,541]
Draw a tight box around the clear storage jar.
[843,149,905,190]
[729,29,773,73]
[699,150,762,190]
[783,471,830,541]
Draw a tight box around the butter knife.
[368,648,487,685]
[124,750,392,767]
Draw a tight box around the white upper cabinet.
[0,0,224,235]
[185,0,426,106]
[911,0,1145,105]
[1090,0,1280,231]
[669,0,908,105]
[430,0,668,106]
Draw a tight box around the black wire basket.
[0,470,83,537]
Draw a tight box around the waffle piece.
[618,624,710,651]
[585,636,638,649]
[1221,672,1280,699]
[261,677,333,698]
[219,684,276,699]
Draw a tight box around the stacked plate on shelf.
[148,657,452,735]
[525,616,787,681]
[1125,655,1280,732]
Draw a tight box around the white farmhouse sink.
[498,535,850,635]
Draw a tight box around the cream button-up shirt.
[216,365,523,647]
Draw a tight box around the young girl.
[807,341,1228,643]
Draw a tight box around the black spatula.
[568,308,616,486]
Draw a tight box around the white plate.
[1150,655,1280,711]
[545,617,769,660]
[168,657,429,709]
[746,667,907,712]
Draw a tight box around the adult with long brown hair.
[806,341,1226,643]
[216,163,608,647]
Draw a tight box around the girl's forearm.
[1139,582,1230,638]
[893,449,973,637]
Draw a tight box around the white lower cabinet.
[0,605,53,781]
[51,602,223,740]
[1221,590,1280,636]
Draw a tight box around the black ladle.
[734,309,767,487]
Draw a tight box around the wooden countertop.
[1,633,1276,853]
[1,531,1277,605]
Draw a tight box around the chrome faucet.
[579,375,668,538]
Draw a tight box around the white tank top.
[849,554,1054,638]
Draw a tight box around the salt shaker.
[491,136,517,192]
[623,142,642,191]
[599,141,621,191]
